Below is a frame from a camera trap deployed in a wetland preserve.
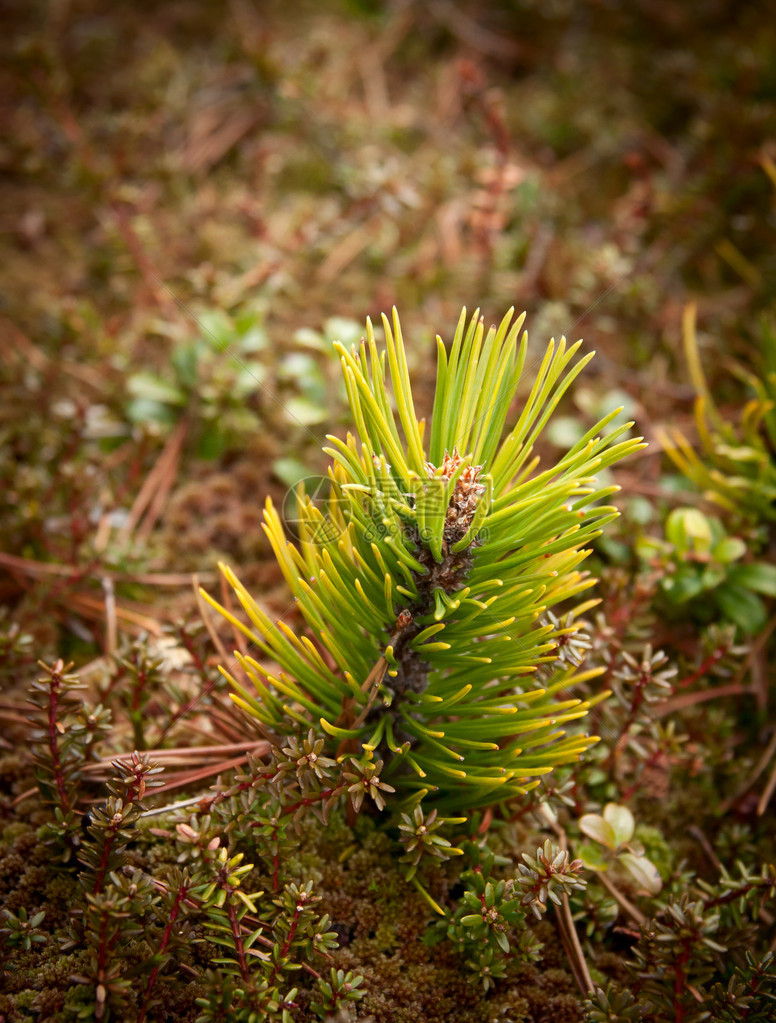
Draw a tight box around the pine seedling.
[205,308,644,810]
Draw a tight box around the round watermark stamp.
[281,474,347,545]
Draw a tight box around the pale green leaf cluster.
[204,307,644,810]
[659,305,776,523]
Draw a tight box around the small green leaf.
[460,913,483,927]
[198,309,234,350]
[663,569,706,604]
[577,843,609,871]
[579,813,617,850]
[272,457,311,488]
[126,397,179,427]
[618,852,662,895]
[712,536,746,564]
[238,325,268,354]
[283,396,328,426]
[603,803,635,846]
[127,373,186,406]
[546,415,585,448]
[666,507,712,554]
[325,317,364,345]
[727,562,776,597]
[716,583,768,633]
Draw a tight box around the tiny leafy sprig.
[0,907,46,952]
[192,839,349,1022]
[27,658,112,858]
[78,752,164,895]
[514,837,587,918]
[397,802,465,880]
[427,839,582,990]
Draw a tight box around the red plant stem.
[702,879,768,910]
[608,673,648,776]
[130,661,148,750]
[137,880,191,1023]
[280,785,341,819]
[92,823,120,895]
[675,646,727,689]
[673,947,689,1022]
[226,896,250,982]
[94,908,110,1021]
[46,664,71,814]
[92,901,125,1021]
[92,773,144,894]
[266,904,302,990]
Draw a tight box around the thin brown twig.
[195,577,231,665]
[135,419,189,545]
[66,592,164,635]
[687,825,723,874]
[0,551,215,584]
[598,872,647,927]
[757,758,776,817]
[81,740,269,769]
[102,577,117,656]
[655,682,752,717]
[534,806,594,994]
[719,729,776,816]
[119,420,187,546]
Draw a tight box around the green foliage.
[578,803,663,895]
[638,507,776,632]
[69,871,158,1022]
[192,846,352,1022]
[65,754,163,1021]
[310,967,365,1019]
[2,6,776,1021]
[660,305,776,526]
[427,841,540,991]
[77,752,164,894]
[584,984,642,1022]
[590,863,776,1023]
[27,659,112,858]
[514,837,587,917]
[0,906,46,952]
[206,307,643,811]
[113,638,165,751]
[126,302,338,460]
[426,837,584,991]
[706,951,776,1022]
[127,303,270,459]
[397,803,465,881]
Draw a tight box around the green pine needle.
[203,307,645,811]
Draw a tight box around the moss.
[1,823,31,844]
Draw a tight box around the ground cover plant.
[1,1,776,1021]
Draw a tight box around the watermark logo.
[281,475,490,548]
[281,475,345,544]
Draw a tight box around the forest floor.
[1,2,775,1021]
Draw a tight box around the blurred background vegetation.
[2,0,774,664]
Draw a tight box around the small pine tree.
[204,308,644,810]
